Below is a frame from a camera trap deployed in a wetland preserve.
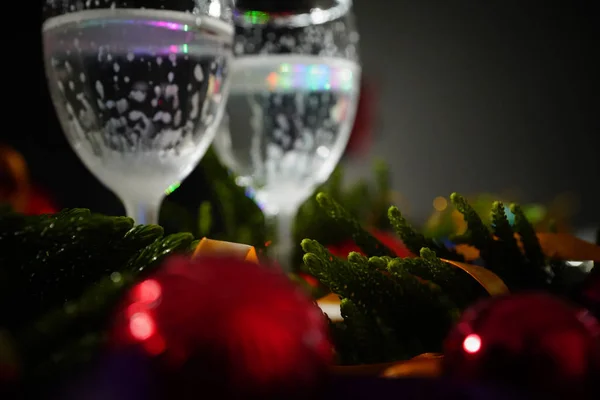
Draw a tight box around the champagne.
[43,9,233,199]
[215,54,360,210]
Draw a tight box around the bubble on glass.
[95,81,104,98]
[194,64,204,82]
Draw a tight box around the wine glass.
[213,0,361,271]
[42,1,234,225]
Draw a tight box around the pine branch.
[0,209,199,381]
[449,193,493,252]
[302,238,459,362]
[482,201,528,282]
[403,248,484,309]
[384,257,458,353]
[490,201,520,254]
[302,240,356,296]
[303,240,405,330]
[125,232,195,275]
[19,273,134,378]
[338,298,395,364]
[316,193,395,257]
[444,195,548,290]
[0,209,141,329]
[510,203,545,268]
[366,256,391,271]
[388,206,462,260]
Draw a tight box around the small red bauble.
[111,256,333,399]
[443,292,600,399]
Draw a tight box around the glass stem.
[266,209,297,273]
[123,198,162,226]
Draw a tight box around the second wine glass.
[42,0,235,225]
[213,0,361,271]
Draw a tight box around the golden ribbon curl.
[441,259,509,296]
[192,237,259,263]
[329,353,444,378]
[381,353,443,378]
[0,145,30,213]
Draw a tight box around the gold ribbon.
[330,353,444,378]
[0,145,30,213]
[440,259,509,296]
[192,237,259,264]
[380,353,443,378]
[317,293,344,322]
[331,362,398,377]
[455,232,600,263]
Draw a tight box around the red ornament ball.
[443,292,600,399]
[111,255,333,399]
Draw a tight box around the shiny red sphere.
[111,255,333,399]
[443,292,600,399]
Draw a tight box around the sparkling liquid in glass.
[217,54,361,213]
[43,9,233,199]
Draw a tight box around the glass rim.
[232,0,353,28]
[42,7,234,36]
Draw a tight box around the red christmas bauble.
[443,292,600,399]
[111,256,333,399]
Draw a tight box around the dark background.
[5,1,598,228]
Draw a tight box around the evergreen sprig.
[0,169,586,381]
[302,191,566,364]
[388,206,463,261]
[302,239,459,364]
[315,193,395,258]
[0,208,196,380]
[446,194,550,289]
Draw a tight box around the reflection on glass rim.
[233,0,353,28]
[42,8,234,37]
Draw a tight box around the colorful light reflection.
[265,62,354,92]
[80,18,190,32]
